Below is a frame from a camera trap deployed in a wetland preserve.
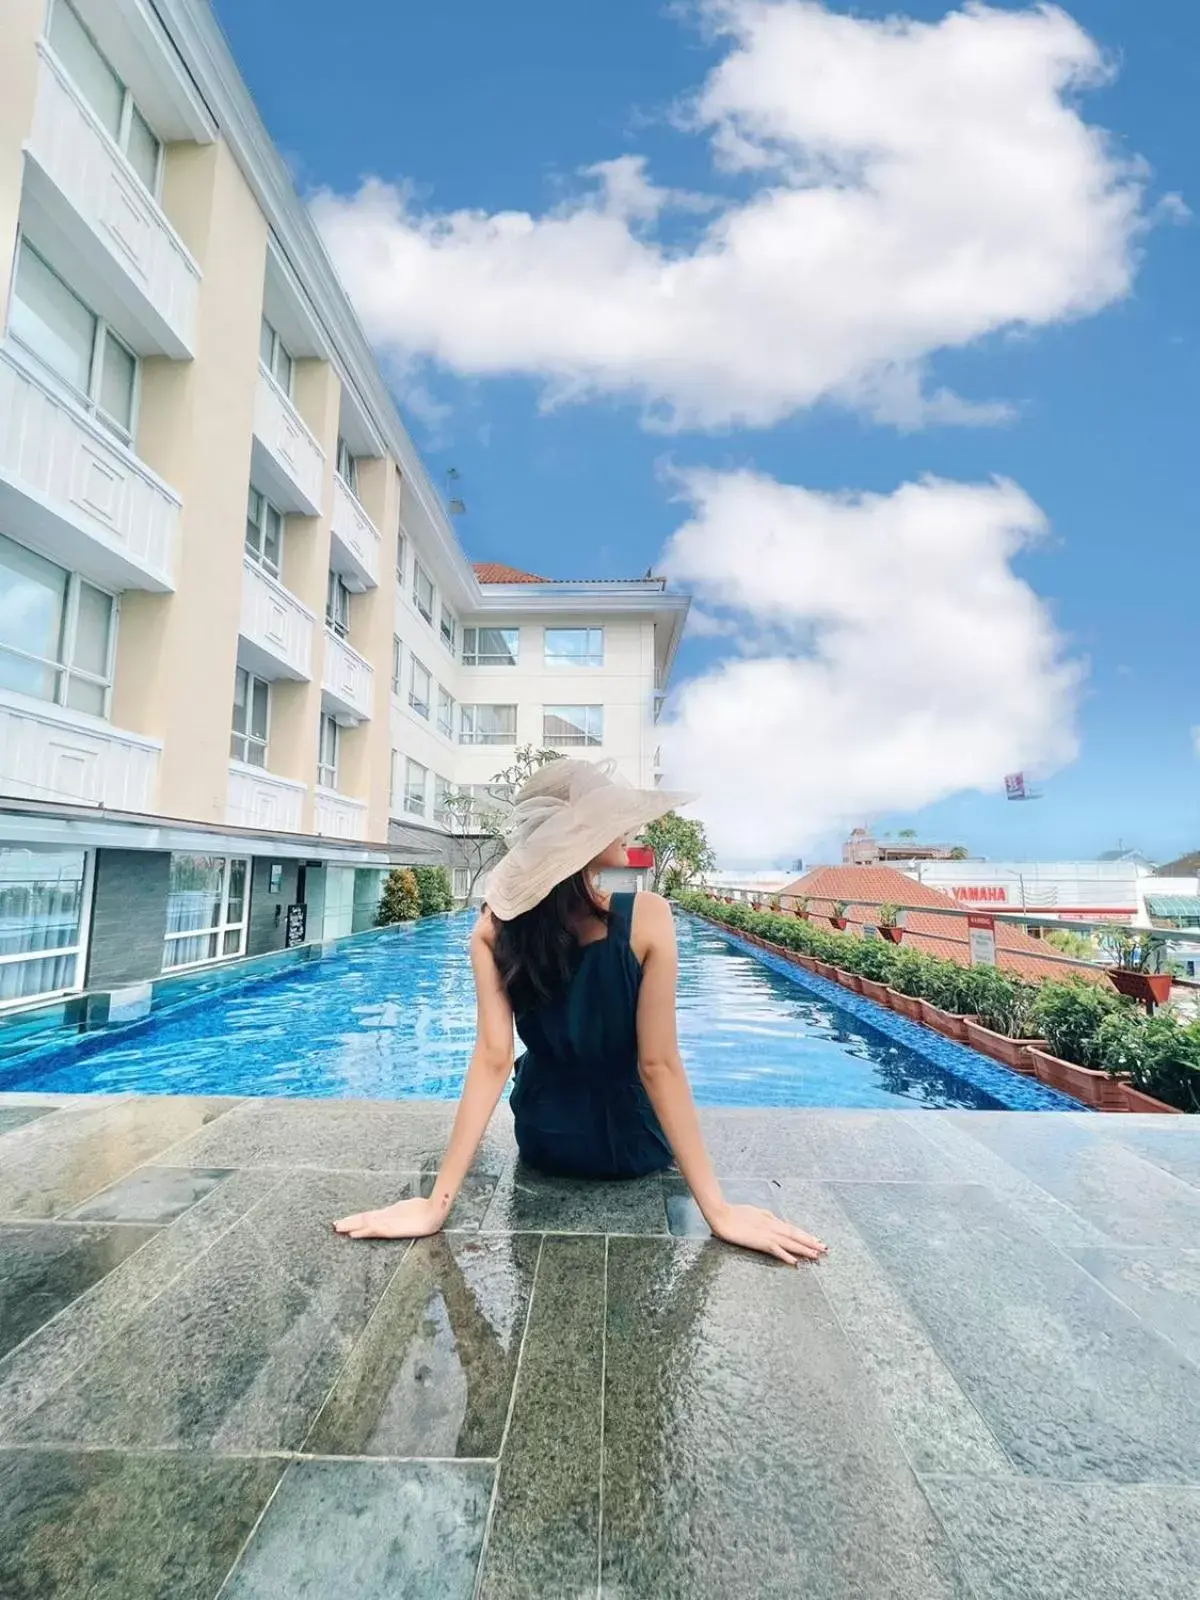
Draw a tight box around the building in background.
[899,858,1153,923]
[0,0,687,1010]
[843,828,967,866]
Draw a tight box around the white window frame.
[413,560,435,624]
[396,526,406,586]
[10,237,140,443]
[162,854,249,972]
[409,655,431,719]
[436,685,456,741]
[544,627,605,668]
[434,773,453,826]
[544,704,604,747]
[0,846,94,1010]
[244,485,284,578]
[459,704,517,746]
[462,627,519,667]
[452,867,469,900]
[0,532,118,718]
[230,666,270,767]
[47,0,163,198]
[259,316,294,397]
[318,713,340,790]
[391,635,403,696]
[326,570,352,641]
[335,435,358,494]
[439,604,457,654]
[404,757,428,818]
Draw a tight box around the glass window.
[434,774,453,825]
[413,561,434,623]
[544,705,604,747]
[391,635,402,696]
[162,854,248,970]
[124,104,160,191]
[97,328,136,434]
[545,627,604,668]
[336,436,358,493]
[395,527,406,586]
[409,656,431,718]
[326,570,351,639]
[437,686,455,740]
[404,758,428,817]
[230,667,269,767]
[439,605,457,653]
[0,533,114,714]
[0,845,89,1004]
[259,317,293,395]
[452,867,469,900]
[10,241,96,396]
[318,713,340,789]
[460,704,517,746]
[462,627,519,667]
[245,486,283,577]
[49,0,123,138]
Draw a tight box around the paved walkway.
[1,1094,1198,1598]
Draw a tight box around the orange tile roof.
[782,865,1104,985]
[472,562,548,584]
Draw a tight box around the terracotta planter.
[878,925,903,944]
[1122,1085,1184,1114]
[795,954,818,972]
[887,989,923,1021]
[1107,969,1173,1008]
[814,960,837,980]
[1025,1048,1127,1110]
[834,969,862,993]
[829,917,847,931]
[859,977,890,1006]
[793,909,809,920]
[917,999,968,1042]
[961,1020,1047,1076]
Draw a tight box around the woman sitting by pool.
[335,758,826,1266]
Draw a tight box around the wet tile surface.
[222,1459,494,1600]
[65,1165,233,1223]
[306,1232,539,1458]
[0,1105,58,1138]
[664,1175,778,1236]
[0,1222,159,1363]
[0,1448,282,1600]
[479,1162,668,1234]
[1069,1247,1200,1367]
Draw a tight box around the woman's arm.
[335,913,514,1240]
[634,893,827,1266]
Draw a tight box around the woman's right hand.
[334,1194,448,1240]
[707,1202,828,1265]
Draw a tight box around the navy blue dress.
[508,892,673,1179]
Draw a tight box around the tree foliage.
[412,865,453,915]
[642,811,715,895]
[441,747,564,901]
[378,866,421,924]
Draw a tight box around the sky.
[213,0,1199,867]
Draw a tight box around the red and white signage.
[952,885,1009,904]
[967,913,997,967]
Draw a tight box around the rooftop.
[472,562,669,589]
[2,1093,1198,1596]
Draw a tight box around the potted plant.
[792,895,810,920]
[877,904,903,944]
[1028,979,1128,1108]
[829,900,849,931]
[914,960,971,1042]
[1099,927,1173,1011]
[956,967,1046,1074]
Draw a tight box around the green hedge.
[411,865,454,916]
[675,891,1200,1112]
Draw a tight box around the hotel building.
[0,0,687,1012]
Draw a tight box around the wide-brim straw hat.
[484,758,696,921]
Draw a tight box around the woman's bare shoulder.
[631,891,674,955]
[471,907,498,950]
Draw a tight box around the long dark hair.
[490,870,609,1013]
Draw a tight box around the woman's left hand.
[706,1202,828,1265]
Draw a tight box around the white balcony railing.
[240,559,314,681]
[27,44,200,358]
[251,368,325,517]
[226,763,306,833]
[321,629,374,723]
[313,786,368,841]
[0,347,179,592]
[0,692,160,811]
[330,473,381,590]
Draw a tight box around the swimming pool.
[0,912,1080,1110]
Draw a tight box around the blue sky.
[215,0,1198,866]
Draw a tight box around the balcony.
[0,347,179,592]
[313,787,368,841]
[239,560,314,681]
[330,472,380,590]
[251,368,324,517]
[0,691,159,811]
[24,44,200,359]
[321,629,374,724]
[226,763,306,833]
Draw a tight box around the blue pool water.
[0,913,1081,1110]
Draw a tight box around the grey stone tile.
[0,1169,282,1435]
[922,1477,1200,1600]
[0,1448,282,1600]
[949,1113,1200,1245]
[664,1176,777,1237]
[780,1181,1011,1475]
[0,1097,238,1220]
[1091,1121,1200,1189]
[65,1166,233,1224]
[479,1163,667,1234]
[479,1236,603,1600]
[0,1222,159,1363]
[695,1107,816,1177]
[601,1237,970,1599]
[803,1111,982,1181]
[222,1460,494,1600]
[12,1172,408,1452]
[157,1097,515,1175]
[836,1181,1200,1481]
[305,1233,539,1458]
[1069,1248,1200,1367]
[0,1105,58,1138]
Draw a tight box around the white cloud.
[311,1,1149,430]
[1192,725,1200,757]
[658,469,1082,860]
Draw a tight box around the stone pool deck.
[1,1095,1199,1598]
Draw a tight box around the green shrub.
[1136,1017,1200,1111]
[1033,979,1120,1068]
[411,865,453,916]
[953,966,1040,1037]
[377,866,421,924]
